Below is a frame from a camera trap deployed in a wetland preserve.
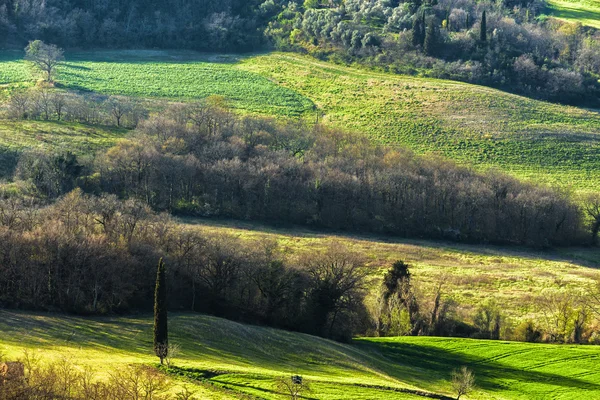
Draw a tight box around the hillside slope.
[0,51,600,190]
[1,311,600,399]
[546,0,600,28]
[188,218,600,324]
[0,51,598,191]
[239,53,600,192]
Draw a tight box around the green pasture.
[546,0,600,28]
[0,50,314,117]
[2,310,600,399]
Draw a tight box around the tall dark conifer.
[480,10,487,43]
[424,19,437,55]
[154,258,168,364]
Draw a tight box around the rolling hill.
[1,310,600,399]
[546,0,600,28]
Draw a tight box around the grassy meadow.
[239,53,600,192]
[0,50,598,191]
[2,310,600,400]
[186,218,600,326]
[546,0,600,28]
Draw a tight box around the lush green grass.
[0,50,314,117]
[185,218,600,325]
[0,50,599,190]
[239,53,600,192]
[358,336,600,399]
[2,310,600,399]
[0,120,126,178]
[546,0,600,28]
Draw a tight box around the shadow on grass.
[355,339,600,395]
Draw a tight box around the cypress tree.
[424,19,437,55]
[480,10,487,43]
[154,258,168,364]
[412,14,423,47]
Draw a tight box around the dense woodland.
[0,0,266,50]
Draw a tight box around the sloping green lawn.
[2,311,600,399]
[546,0,600,28]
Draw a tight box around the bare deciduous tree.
[452,366,475,400]
[24,40,64,82]
[276,375,310,400]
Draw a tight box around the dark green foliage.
[480,10,487,43]
[383,261,411,300]
[424,19,438,55]
[154,258,168,364]
[0,0,265,51]
[412,13,425,47]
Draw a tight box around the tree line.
[0,190,369,341]
[1,189,598,344]
[8,100,596,246]
[0,0,266,51]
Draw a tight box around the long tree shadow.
[355,339,600,396]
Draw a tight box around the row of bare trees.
[0,190,369,340]
[7,88,145,128]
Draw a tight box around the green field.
[0,120,125,178]
[239,54,600,192]
[546,0,600,28]
[2,310,600,400]
[0,50,598,191]
[0,50,314,117]
[186,219,600,326]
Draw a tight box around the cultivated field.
[1,310,600,400]
[0,51,598,191]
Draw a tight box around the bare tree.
[51,92,68,121]
[8,91,30,119]
[276,375,310,400]
[24,40,64,82]
[584,193,600,246]
[452,366,475,400]
[107,97,133,127]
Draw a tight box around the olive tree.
[25,40,64,82]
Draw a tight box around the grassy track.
[546,0,600,28]
[1,310,600,399]
[185,218,600,326]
